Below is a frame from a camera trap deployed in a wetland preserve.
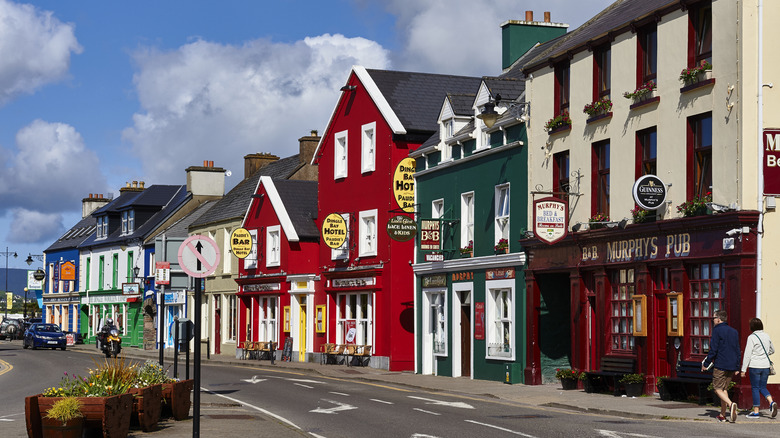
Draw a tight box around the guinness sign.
[632,175,667,210]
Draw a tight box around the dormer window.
[96,216,108,239]
[445,119,454,138]
[121,210,135,235]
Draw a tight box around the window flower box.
[545,112,572,134]
[583,98,612,118]
[679,61,712,86]
[624,81,656,102]
[494,238,509,254]
[676,193,711,217]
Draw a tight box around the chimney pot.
[132,181,138,188]
[544,11,551,22]
[140,181,145,189]
[525,11,533,21]
[311,130,317,136]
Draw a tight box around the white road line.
[464,420,537,438]
[408,396,474,409]
[371,399,394,404]
[0,419,13,422]
[596,430,661,438]
[329,391,349,396]
[309,433,327,438]
[295,383,314,389]
[201,387,300,430]
[413,408,441,416]
[286,378,325,384]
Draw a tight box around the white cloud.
[7,208,63,243]
[0,0,82,105]
[0,120,108,214]
[123,34,391,185]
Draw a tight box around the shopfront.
[522,212,759,395]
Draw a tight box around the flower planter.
[547,124,571,136]
[129,384,162,432]
[40,416,84,438]
[560,378,579,390]
[26,393,133,438]
[495,247,508,254]
[658,385,671,401]
[460,251,473,258]
[161,379,194,421]
[624,382,643,397]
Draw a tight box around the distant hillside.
[0,268,36,297]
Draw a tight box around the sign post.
[177,235,220,438]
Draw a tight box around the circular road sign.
[230,227,253,259]
[178,235,221,278]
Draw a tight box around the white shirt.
[741,330,775,372]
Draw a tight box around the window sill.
[585,112,612,124]
[680,78,715,94]
[547,125,571,136]
[629,96,660,111]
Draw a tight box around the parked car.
[0,317,24,340]
[23,323,67,350]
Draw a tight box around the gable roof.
[246,177,318,242]
[446,93,477,116]
[45,215,97,253]
[155,200,217,239]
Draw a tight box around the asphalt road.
[2,342,778,437]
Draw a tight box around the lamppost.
[25,254,45,320]
[2,247,18,319]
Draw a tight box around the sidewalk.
[69,342,721,429]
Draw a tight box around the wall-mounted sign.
[386,215,417,242]
[764,130,780,195]
[322,213,347,249]
[27,270,44,290]
[230,227,253,259]
[533,197,568,245]
[425,253,444,262]
[421,274,447,288]
[60,261,76,281]
[486,268,515,280]
[243,283,281,292]
[420,219,441,250]
[155,261,170,285]
[331,277,375,288]
[393,157,416,213]
[632,174,667,210]
[122,283,140,295]
[474,302,485,340]
[451,271,473,282]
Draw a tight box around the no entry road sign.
[178,235,221,278]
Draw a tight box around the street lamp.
[2,247,18,319]
[25,254,45,321]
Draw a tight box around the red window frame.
[635,127,657,179]
[687,263,725,357]
[637,25,657,86]
[609,268,635,354]
[554,61,570,116]
[686,113,712,200]
[553,150,570,203]
[688,1,712,67]
[593,45,611,101]
[591,140,610,217]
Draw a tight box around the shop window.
[461,192,474,250]
[429,292,447,355]
[244,229,259,269]
[266,226,280,267]
[495,184,510,245]
[334,130,348,179]
[554,61,570,116]
[553,151,570,203]
[358,210,377,257]
[638,24,657,84]
[688,113,712,200]
[592,140,610,218]
[336,292,372,345]
[256,296,277,342]
[689,1,712,67]
[610,268,635,353]
[361,122,376,173]
[228,295,237,342]
[688,263,725,356]
[593,45,611,100]
[486,283,513,359]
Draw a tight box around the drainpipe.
[756,0,764,318]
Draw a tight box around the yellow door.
[299,303,307,362]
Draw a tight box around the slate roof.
[45,216,97,252]
[447,93,476,116]
[521,0,678,73]
[156,200,217,239]
[273,180,319,239]
[190,155,302,229]
[483,77,525,102]
[365,69,482,134]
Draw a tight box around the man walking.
[702,310,741,422]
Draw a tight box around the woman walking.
[741,317,777,418]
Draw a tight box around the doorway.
[299,300,307,362]
[215,294,222,355]
[536,274,572,383]
[460,301,471,377]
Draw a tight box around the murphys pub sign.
[534,197,567,245]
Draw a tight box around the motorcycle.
[99,328,122,358]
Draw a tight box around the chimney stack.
[525,11,533,22]
[244,153,280,179]
[82,193,110,218]
[119,181,145,193]
[186,160,226,197]
[544,11,551,23]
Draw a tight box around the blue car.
[23,323,67,350]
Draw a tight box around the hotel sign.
[533,197,567,245]
[764,130,780,195]
[393,158,416,213]
[632,175,667,210]
[322,213,347,249]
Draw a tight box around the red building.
[313,66,481,370]
[236,177,319,362]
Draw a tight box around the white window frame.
[266,225,281,267]
[361,122,376,173]
[223,229,232,274]
[244,229,258,269]
[228,294,237,342]
[495,184,510,245]
[331,214,350,260]
[358,210,377,257]
[432,199,444,219]
[336,292,373,345]
[334,129,348,179]
[97,216,108,239]
[461,192,474,249]
[486,279,515,360]
[256,296,278,342]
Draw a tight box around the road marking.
[295,383,314,389]
[0,359,12,377]
[408,396,474,409]
[413,408,441,416]
[310,399,358,414]
[201,387,300,430]
[371,399,393,404]
[241,375,266,384]
[465,420,537,437]
[596,430,661,438]
[309,434,327,438]
[411,434,441,438]
[286,378,325,384]
[0,419,13,422]
[329,391,349,396]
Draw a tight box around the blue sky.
[0,0,613,269]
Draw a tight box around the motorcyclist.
[98,318,116,349]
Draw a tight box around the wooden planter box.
[40,416,84,438]
[129,384,162,432]
[560,378,579,390]
[161,379,194,421]
[25,393,133,438]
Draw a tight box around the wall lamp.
[476,93,530,129]
[251,193,264,199]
